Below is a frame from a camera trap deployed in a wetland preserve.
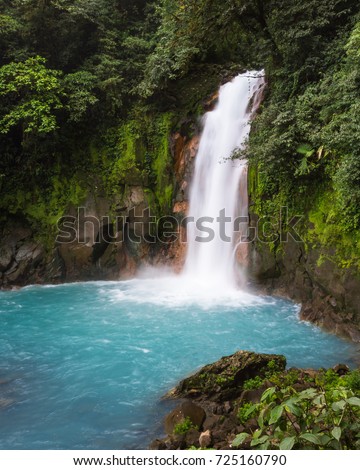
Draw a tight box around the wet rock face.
[152,130,199,274]
[0,245,13,272]
[0,217,48,287]
[0,186,162,287]
[172,132,199,205]
[247,234,360,342]
[56,190,153,282]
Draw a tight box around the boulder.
[199,430,212,448]
[333,364,350,376]
[164,401,206,435]
[185,429,201,448]
[169,351,286,401]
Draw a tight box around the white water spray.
[183,71,265,288]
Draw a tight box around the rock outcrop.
[150,351,358,450]
[0,186,166,287]
[247,234,360,342]
[166,351,286,402]
[151,351,286,450]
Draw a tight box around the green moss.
[1,107,175,251]
[156,183,173,213]
[104,121,145,193]
[306,188,360,271]
[0,172,87,249]
[100,112,174,214]
[147,112,174,213]
[215,375,234,385]
[249,158,360,273]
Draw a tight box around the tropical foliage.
[0,0,359,268]
[233,370,360,450]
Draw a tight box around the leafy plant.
[63,71,98,122]
[0,56,64,135]
[267,360,281,372]
[173,417,198,435]
[232,385,360,450]
[342,370,360,392]
[243,376,264,390]
[238,402,260,424]
[268,369,300,388]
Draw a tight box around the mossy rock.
[167,351,286,401]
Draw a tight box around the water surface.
[0,279,357,449]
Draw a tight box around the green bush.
[237,402,260,424]
[233,385,360,450]
[243,376,264,390]
[173,417,198,435]
[342,371,360,392]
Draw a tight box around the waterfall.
[183,71,265,288]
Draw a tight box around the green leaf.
[245,404,258,419]
[313,395,325,406]
[232,433,250,447]
[284,395,300,405]
[251,435,269,447]
[332,427,342,441]
[319,435,332,446]
[298,388,318,399]
[332,400,346,411]
[258,442,270,450]
[280,436,296,450]
[297,143,315,157]
[284,401,302,417]
[346,397,360,407]
[269,405,284,425]
[252,429,262,439]
[258,408,265,428]
[329,439,341,450]
[261,387,276,402]
[300,433,322,446]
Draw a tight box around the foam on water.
[107,272,273,309]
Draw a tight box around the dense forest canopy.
[0,0,360,268]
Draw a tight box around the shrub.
[173,417,198,435]
[232,385,360,450]
[243,376,264,390]
[237,402,260,424]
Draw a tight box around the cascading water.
[183,71,265,288]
